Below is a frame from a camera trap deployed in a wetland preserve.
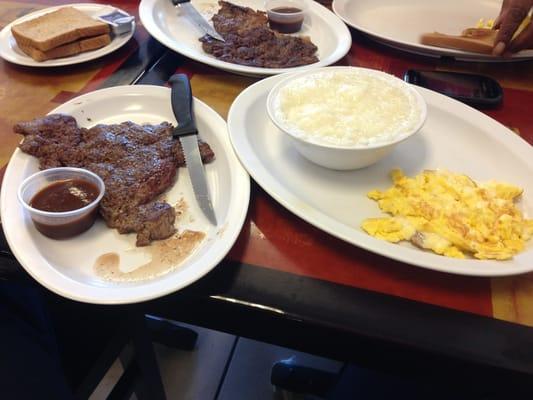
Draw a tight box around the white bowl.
[266,66,427,170]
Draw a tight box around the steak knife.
[169,74,217,226]
[171,0,225,42]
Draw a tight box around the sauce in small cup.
[18,167,105,239]
[265,0,307,34]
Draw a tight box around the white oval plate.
[1,85,250,303]
[139,0,352,77]
[0,3,135,67]
[227,73,533,276]
[332,0,533,62]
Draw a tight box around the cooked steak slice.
[14,114,215,246]
[200,1,318,68]
[15,114,82,169]
[211,0,267,35]
[115,202,176,247]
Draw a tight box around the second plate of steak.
[14,114,215,246]
[200,1,318,68]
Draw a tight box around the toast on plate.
[420,28,496,54]
[11,7,110,52]
[421,15,531,54]
[17,33,111,61]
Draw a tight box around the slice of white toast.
[11,7,110,52]
[420,29,496,54]
[17,33,111,62]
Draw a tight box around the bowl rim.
[266,66,428,150]
[17,167,105,218]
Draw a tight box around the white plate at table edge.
[0,3,135,67]
[227,73,533,277]
[0,85,250,304]
[332,0,533,62]
[139,0,352,77]
[366,36,533,63]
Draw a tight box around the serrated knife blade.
[171,0,225,42]
[169,74,217,226]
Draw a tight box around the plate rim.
[0,84,250,303]
[138,0,352,76]
[331,0,533,62]
[227,73,533,277]
[0,3,135,67]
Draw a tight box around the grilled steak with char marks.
[14,114,215,246]
[200,1,318,68]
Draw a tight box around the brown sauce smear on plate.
[94,230,206,282]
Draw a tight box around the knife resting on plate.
[171,0,225,42]
[169,74,217,226]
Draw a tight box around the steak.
[200,1,318,68]
[14,114,215,246]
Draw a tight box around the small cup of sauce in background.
[18,167,105,239]
[265,0,308,34]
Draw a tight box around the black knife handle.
[169,74,197,137]
[172,0,190,5]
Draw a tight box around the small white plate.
[0,85,250,303]
[0,3,135,67]
[139,0,352,76]
[332,0,533,62]
[227,74,533,277]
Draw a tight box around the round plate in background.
[139,0,352,77]
[0,3,135,67]
[332,0,533,62]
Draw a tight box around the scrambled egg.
[475,16,531,39]
[361,169,533,260]
[475,18,495,29]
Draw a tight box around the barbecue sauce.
[30,179,100,239]
[267,7,304,33]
